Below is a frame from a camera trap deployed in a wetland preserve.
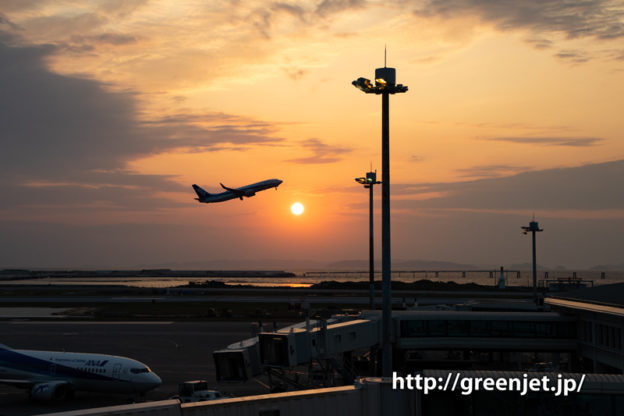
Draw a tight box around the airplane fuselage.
[0,346,161,396]
[193,179,282,203]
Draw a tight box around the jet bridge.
[214,308,580,388]
[213,336,261,382]
[213,316,364,382]
[259,318,380,368]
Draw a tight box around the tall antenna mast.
[384,44,387,67]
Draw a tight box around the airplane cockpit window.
[130,367,150,374]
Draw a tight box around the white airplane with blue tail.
[0,343,161,400]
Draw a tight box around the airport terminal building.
[42,284,624,415]
[546,283,624,374]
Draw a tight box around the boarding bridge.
[259,318,379,368]
[214,310,578,389]
[213,336,261,383]
[213,316,362,383]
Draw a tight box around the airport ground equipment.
[169,380,228,403]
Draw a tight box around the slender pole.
[381,91,392,377]
[369,183,375,310]
[532,230,537,304]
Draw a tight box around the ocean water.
[1,270,622,289]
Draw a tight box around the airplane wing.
[220,183,246,198]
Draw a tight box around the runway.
[0,320,271,416]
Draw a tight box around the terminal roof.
[548,283,624,308]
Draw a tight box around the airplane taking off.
[0,343,161,401]
[192,178,282,203]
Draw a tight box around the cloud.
[414,0,624,41]
[0,12,20,30]
[394,159,624,212]
[272,3,307,20]
[286,138,353,164]
[282,66,308,80]
[484,136,605,147]
[0,34,283,211]
[555,49,591,63]
[455,164,530,179]
[389,160,624,268]
[525,37,554,49]
[143,113,285,150]
[316,0,366,17]
[71,32,139,46]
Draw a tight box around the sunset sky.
[1,0,623,269]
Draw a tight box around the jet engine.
[30,381,72,401]
[244,190,256,197]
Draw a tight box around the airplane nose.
[150,373,162,388]
[139,372,162,392]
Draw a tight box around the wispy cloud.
[414,0,624,41]
[70,32,138,46]
[394,159,624,211]
[525,37,554,50]
[456,164,530,179]
[484,136,605,147]
[282,66,308,80]
[555,49,591,64]
[316,0,366,17]
[286,138,352,164]
[412,0,624,63]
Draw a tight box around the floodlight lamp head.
[522,221,543,234]
[352,77,374,93]
[353,71,407,94]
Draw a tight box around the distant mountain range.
[325,259,477,270]
[589,263,624,271]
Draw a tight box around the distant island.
[0,269,296,280]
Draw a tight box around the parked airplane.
[192,179,282,203]
[0,343,161,400]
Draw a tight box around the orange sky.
[1,1,623,269]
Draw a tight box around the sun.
[290,202,304,216]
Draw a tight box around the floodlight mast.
[352,63,407,378]
[522,219,543,304]
[355,171,381,310]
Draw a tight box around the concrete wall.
[41,399,182,416]
[39,379,420,416]
[182,385,361,416]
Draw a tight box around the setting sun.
[291,202,304,216]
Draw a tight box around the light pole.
[356,171,381,310]
[352,61,407,377]
[522,219,543,304]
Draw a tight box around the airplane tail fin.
[192,184,211,200]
